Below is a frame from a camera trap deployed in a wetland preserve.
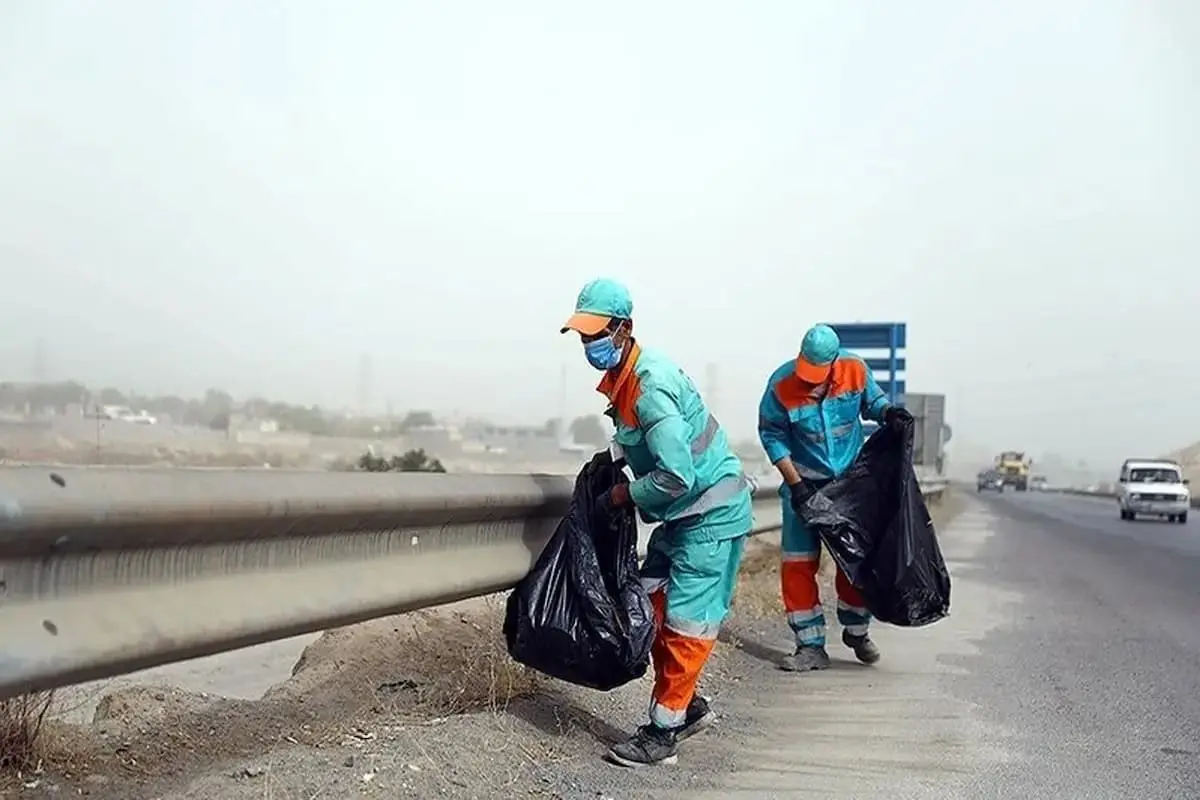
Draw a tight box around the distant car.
[1030,475,1049,491]
[976,470,1005,493]
[1117,459,1190,524]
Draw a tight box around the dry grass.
[925,488,966,531]
[273,595,547,729]
[0,690,54,774]
[732,538,835,620]
[0,600,549,795]
[393,599,546,716]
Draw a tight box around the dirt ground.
[3,493,965,800]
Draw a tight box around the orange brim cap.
[560,312,611,335]
[795,356,832,384]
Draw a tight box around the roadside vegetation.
[0,690,54,779]
[355,447,447,473]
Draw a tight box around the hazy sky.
[2,1,1198,464]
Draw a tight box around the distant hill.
[1164,440,1200,484]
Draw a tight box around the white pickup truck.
[1117,459,1190,524]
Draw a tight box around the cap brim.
[795,357,832,384]
[560,312,611,336]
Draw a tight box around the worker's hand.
[884,406,913,429]
[788,481,807,516]
[596,482,632,519]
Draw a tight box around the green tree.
[270,403,329,435]
[357,451,391,472]
[200,388,233,426]
[97,387,129,406]
[357,448,446,473]
[399,410,437,431]
[394,448,446,472]
[203,388,233,408]
[243,396,272,418]
[569,414,609,447]
[0,383,20,407]
[5,381,89,412]
[143,394,188,422]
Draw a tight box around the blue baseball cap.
[796,324,840,383]
[560,278,634,335]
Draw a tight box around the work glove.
[788,481,807,516]
[884,406,913,429]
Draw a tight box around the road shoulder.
[16,494,993,800]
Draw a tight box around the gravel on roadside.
[10,493,965,800]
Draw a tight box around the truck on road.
[995,451,1032,491]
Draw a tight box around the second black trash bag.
[503,449,655,691]
[797,414,951,627]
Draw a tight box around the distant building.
[456,420,560,458]
[228,414,280,434]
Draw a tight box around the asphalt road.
[669,490,1200,799]
[949,490,1200,799]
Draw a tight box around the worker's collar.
[803,359,837,400]
[596,341,641,404]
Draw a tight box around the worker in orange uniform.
[757,324,909,671]
[561,278,753,767]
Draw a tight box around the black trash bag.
[503,449,655,691]
[797,414,951,627]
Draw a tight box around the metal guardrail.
[0,465,947,700]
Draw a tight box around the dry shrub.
[732,538,835,620]
[0,691,54,772]
[928,489,965,528]
[392,599,544,717]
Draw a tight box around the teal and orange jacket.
[601,343,749,540]
[757,352,891,481]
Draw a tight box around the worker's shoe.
[843,630,881,665]
[675,695,715,742]
[607,724,679,768]
[779,644,831,672]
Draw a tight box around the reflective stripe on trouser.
[640,525,746,729]
[780,496,871,646]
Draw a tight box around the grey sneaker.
[607,724,679,768]
[842,630,881,664]
[675,695,715,741]
[779,644,831,672]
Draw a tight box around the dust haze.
[2,1,1198,473]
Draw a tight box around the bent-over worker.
[757,323,911,671]
[561,278,753,768]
